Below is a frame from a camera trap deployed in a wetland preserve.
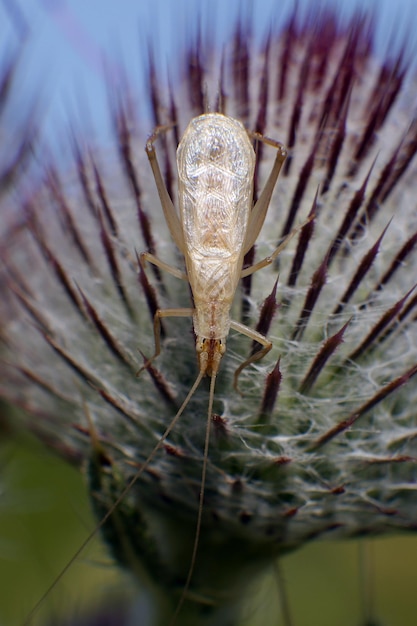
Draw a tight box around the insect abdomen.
[177,113,255,306]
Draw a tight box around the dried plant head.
[1,4,417,626]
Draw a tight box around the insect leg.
[146,126,185,252]
[229,319,272,392]
[140,251,188,281]
[136,307,194,376]
[243,134,287,253]
[240,215,313,278]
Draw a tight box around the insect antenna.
[169,371,217,626]
[274,560,294,626]
[23,368,206,626]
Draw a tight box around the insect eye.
[196,339,205,353]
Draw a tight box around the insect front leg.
[138,240,190,376]
[229,319,272,392]
[136,307,194,376]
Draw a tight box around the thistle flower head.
[1,6,417,626]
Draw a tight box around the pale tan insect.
[140,112,288,387]
[25,112,303,625]
[138,112,307,624]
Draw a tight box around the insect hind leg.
[243,132,288,253]
[145,123,185,252]
[140,251,188,281]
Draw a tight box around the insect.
[139,112,289,387]
[137,112,305,623]
[25,112,303,626]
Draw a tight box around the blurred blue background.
[2,0,416,146]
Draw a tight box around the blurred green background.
[1,430,416,626]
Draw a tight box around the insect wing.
[177,114,256,304]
